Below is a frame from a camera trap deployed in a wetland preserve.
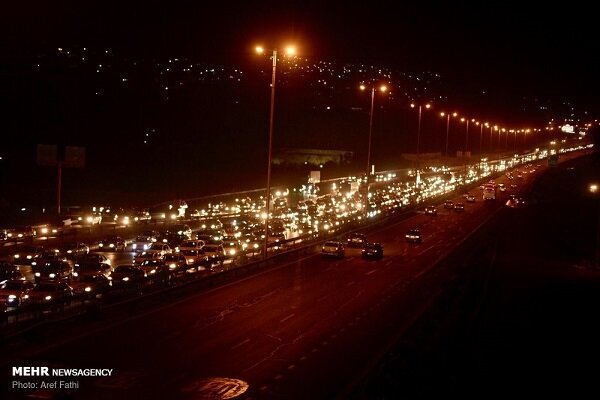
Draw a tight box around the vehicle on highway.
[0,279,34,308]
[454,202,465,213]
[506,196,527,209]
[11,245,45,264]
[162,253,190,279]
[0,261,24,284]
[144,243,172,257]
[405,228,422,244]
[465,193,476,203]
[424,206,438,216]
[58,242,90,259]
[96,235,127,252]
[73,261,113,278]
[110,265,147,289]
[180,249,208,266]
[27,280,73,308]
[138,259,170,281]
[166,224,193,240]
[346,232,367,247]
[361,242,384,259]
[178,239,205,252]
[75,253,111,266]
[321,241,345,258]
[33,260,74,283]
[199,218,223,230]
[222,237,242,257]
[202,244,226,265]
[70,273,112,298]
[444,200,454,209]
[132,231,159,252]
[482,184,497,200]
[133,251,164,265]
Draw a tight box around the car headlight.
[14,254,20,259]
[49,273,56,278]
[73,272,79,277]
[8,295,16,302]
[84,287,92,292]
[35,272,40,277]
[44,295,52,301]
[169,263,177,269]
[123,277,130,281]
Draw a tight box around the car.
[132,231,158,253]
[27,280,73,308]
[32,260,74,283]
[202,244,226,265]
[73,261,113,278]
[0,279,34,307]
[465,193,476,203]
[0,261,24,284]
[166,224,193,239]
[96,235,126,252]
[110,265,147,289]
[444,200,454,209]
[321,241,345,258]
[405,228,422,243]
[58,242,90,259]
[178,239,205,252]
[506,196,527,209]
[75,253,111,266]
[145,243,172,257]
[11,245,45,265]
[361,242,384,259]
[180,249,208,265]
[162,253,190,278]
[70,273,112,298]
[454,202,465,213]
[222,237,242,257]
[138,259,170,281]
[133,251,164,265]
[346,233,367,248]
[424,206,438,216]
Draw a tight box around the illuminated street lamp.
[411,103,431,166]
[360,84,387,176]
[255,44,296,259]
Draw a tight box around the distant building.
[273,148,354,167]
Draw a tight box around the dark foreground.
[350,153,600,399]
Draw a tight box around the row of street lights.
[255,45,550,259]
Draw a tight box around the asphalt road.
[349,152,600,399]
[0,157,573,400]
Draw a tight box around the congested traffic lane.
[0,164,547,400]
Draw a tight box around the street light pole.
[263,49,277,260]
[463,118,470,154]
[412,103,430,167]
[256,45,296,260]
[361,84,387,177]
[479,123,484,155]
[445,113,451,157]
[366,86,375,176]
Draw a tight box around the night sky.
[3,1,599,96]
[1,1,599,210]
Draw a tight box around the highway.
[0,165,542,399]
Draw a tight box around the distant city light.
[589,183,598,194]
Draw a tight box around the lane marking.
[279,313,295,323]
